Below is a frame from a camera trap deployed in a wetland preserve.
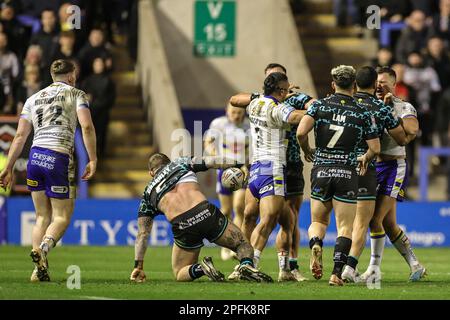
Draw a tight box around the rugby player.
[204,103,250,261]
[359,67,426,282]
[242,72,305,281]
[340,66,408,282]
[230,63,314,281]
[296,65,380,286]
[130,153,272,283]
[0,59,97,282]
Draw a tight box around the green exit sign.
[194,0,236,57]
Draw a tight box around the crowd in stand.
[0,0,137,155]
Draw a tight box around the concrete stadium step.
[108,120,149,135]
[106,145,155,158]
[110,107,145,121]
[106,132,150,145]
[89,182,148,198]
[302,0,333,14]
[114,95,141,108]
[100,158,149,171]
[94,170,150,183]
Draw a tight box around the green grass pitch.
[1,246,449,300]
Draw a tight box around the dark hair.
[148,153,170,171]
[264,63,287,75]
[263,72,288,96]
[50,59,75,76]
[60,30,75,39]
[356,66,378,89]
[377,66,397,82]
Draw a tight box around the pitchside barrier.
[2,197,450,247]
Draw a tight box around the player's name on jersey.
[332,114,346,122]
[34,95,66,106]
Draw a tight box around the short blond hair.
[331,65,356,90]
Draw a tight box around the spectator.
[435,87,450,198]
[333,0,359,27]
[392,63,411,102]
[404,52,442,145]
[77,28,113,79]
[395,10,430,64]
[52,30,77,61]
[371,47,395,67]
[425,36,450,90]
[0,2,29,59]
[0,31,19,114]
[430,0,450,43]
[30,9,59,70]
[14,64,41,115]
[0,79,5,112]
[377,0,411,23]
[410,0,440,17]
[82,57,115,156]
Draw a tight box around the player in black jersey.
[296,65,381,286]
[341,66,408,283]
[130,153,272,283]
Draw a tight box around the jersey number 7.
[327,124,344,148]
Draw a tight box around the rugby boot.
[200,256,225,282]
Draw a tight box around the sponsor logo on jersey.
[51,186,69,194]
[26,179,38,187]
[259,185,273,194]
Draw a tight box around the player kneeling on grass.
[130,153,272,283]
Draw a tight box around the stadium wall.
[3,197,450,247]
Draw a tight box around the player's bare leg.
[250,195,284,266]
[232,189,245,229]
[360,195,393,282]
[276,202,296,281]
[242,188,259,241]
[30,191,52,282]
[286,195,307,281]
[218,193,234,260]
[215,222,272,282]
[308,199,332,280]
[383,205,426,281]
[171,245,205,281]
[331,199,356,286]
[342,200,375,283]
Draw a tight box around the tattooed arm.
[130,216,153,282]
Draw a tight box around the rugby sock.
[346,255,359,270]
[278,251,289,271]
[332,237,352,277]
[239,257,254,268]
[391,230,419,268]
[253,249,261,268]
[188,263,205,280]
[309,237,323,249]
[39,235,56,254]
[369,232,385,266]
[289,258,299,271]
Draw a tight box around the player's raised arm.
[77,105,97,180]
[0,118,32,190]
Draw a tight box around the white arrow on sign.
[207,1,223,19]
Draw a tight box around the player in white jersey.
[0,59,97,282]
[204,103,250,260]
[360,67,426,283]
[245,72,305,281]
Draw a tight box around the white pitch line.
[81,296,120,300]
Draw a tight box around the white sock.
[253,249,261,268]
[278,251,289,271]
[391,230,419,268]
[40,235,56,254]
[369,232,385,267]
